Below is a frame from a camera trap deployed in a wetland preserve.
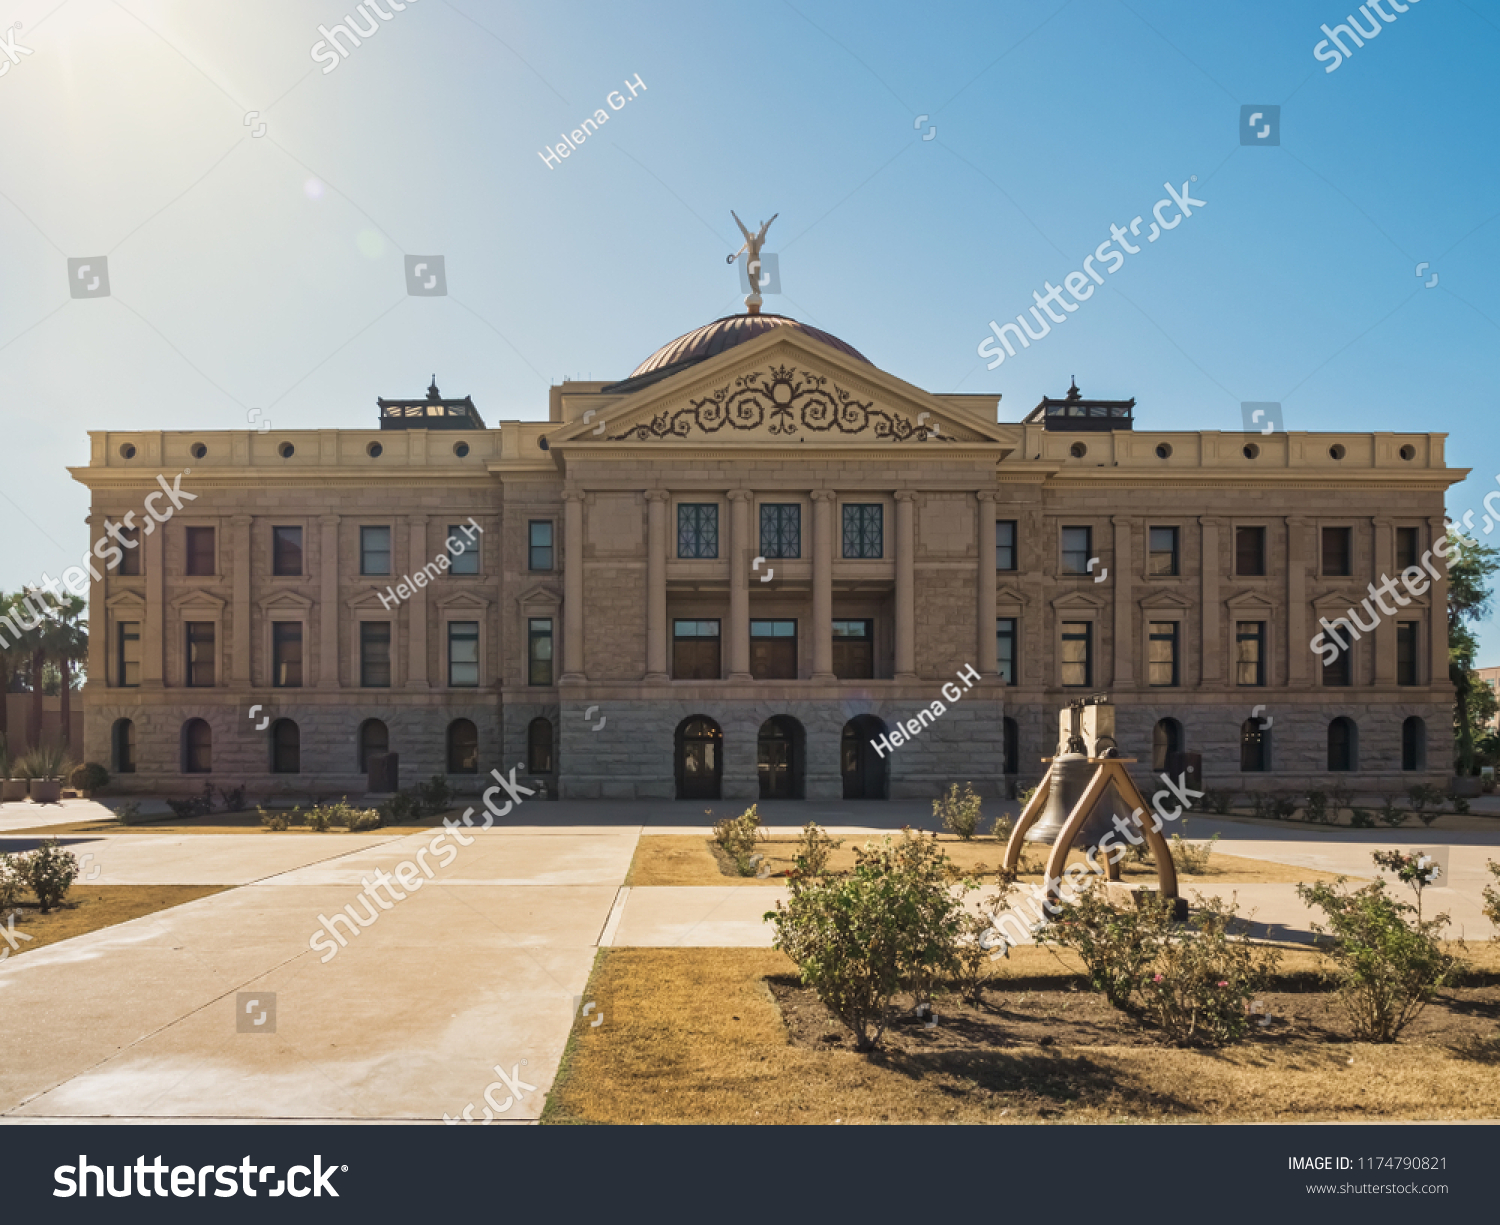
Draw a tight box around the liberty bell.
[1025,696,1117,846]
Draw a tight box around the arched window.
[1240,717,1269,773]
[447,719,478,774]
[1402,716,1426,772]
[183,718,212,774]
[675,716,723,800]
[756,716,805,800]
[1328,717,1356,772]
[528,717,554,774]
[113,718,136,774]
[1153,718,1184,772]
[271,719,301,774]
[358,719,389,772]
[1002,716,1018,777]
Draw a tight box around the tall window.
[1061,526,1091,575]
[358,719,388,773]
[1322,526,1352,577]
[1402,716,1426,771]
[360,621,392,687]
[759,503,801,558]
[677,503,719,558]
[1240,717,1269,772]
[271,719,300,774]
[117,524,141,575]
[113,718,136,774]
[183,718,212,774]
[528,717,554,774]
[673,619,720,680]
[996,617,1016,685]
[272,622,302,687]
[528,520,554,571]
[272,526,303,576]
[447,524,479,575]
[1149,526,1179,576]
[1396,621,1419,686]
[447,719,478,774]
[360,525,392,575]
[1061,621,1092,687]
[186,621,215,687]
[1396,526,1420,572]
[528,618,553,686]
[842,504,883,558]
[750,620,797,680]
[1322,641,1351,687]
[1153,718,1183,772]
[1236,526,1266,576]
[185,527,216,576]
[995,520,1017,571]
[1148,621,1179,687]
[118,621,141,687]
[832,619,873,680]
[1328,717,1356,772]
[448,621,479,686]
[1236,621,1266,686]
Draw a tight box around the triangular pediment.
[1224,589,1277,612]
[547,331,1008,448]
[1139,589,1194,611]
[169,589,226,614]
[1051,589,1108,612]
[435,589,492,613]
[515,583,562,608]
[259,590,315,613]
[105,590,147,613]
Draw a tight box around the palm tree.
[44,595,87,752]
[0,590,21,745]
[3,588,53,751]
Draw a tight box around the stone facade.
[70,317,1462,799]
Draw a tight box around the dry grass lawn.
[2,885,230,956]
[543,943,1500,1125]
[8,809,462,837]
[626,833,1352,888]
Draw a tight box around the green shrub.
[1349,807,1376,829]
[1250,793,1275,821]
[415,776,453,814]
[1328,781,1353,820]
[1137,895,1280,1048]
[1407,784,1445,827]
[1200,788,1233,815]
[21,838,80,913]
[1170,828,1219,875]
[933,782,982,841]
[1017,783,1039,809]
[19,742,71,782]
[1377,794,1408,828]
[1303,791,1329,825]
[68,763,110,793]
[1296,877,1457,1042]
[1371,848,1443,920]
[167,781,216,819]
[791,821,842,882]
[348,809,383,831]
[990,810,1014,845]
[112,801,144,825]
[258,806,290,832]
[305,807,332,833]
[217,785,247,813]
[1272,796,1298,820]
[1042,885,1172,1009]
[1483,861,1500,934]
[949,902,1013,1005]
[713,804,766,876]
[0,853,24,910]
[1450,795,1471,816]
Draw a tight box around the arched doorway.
[1328,717,1356,772]
[675,716,722,800]
[757,716,804,800]
[358,719,388,772]
[1402,716,1426,771]
[1152,717,1183,772]
[447,719,478,774]
[841,715,889,800]
[271,719,301,774]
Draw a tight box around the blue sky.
[2,0,1498,659]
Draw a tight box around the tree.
[1444,533,1500,775]
[43,596,86,752]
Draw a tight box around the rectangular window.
[1322,526,1352,576]
[1061,621,1092,687]
[842,504,883,559]
[1236,621,1266,687]
[677,503,719,559]
[1148,526,1179,576]
[360,525,392,576]
[1061,526,1092,575]
[1235,526,1266,576]
[185,527,216,577]
[750,619,797,680]
[759,503,801,558]
[832,619,873,680]
[528,618,553,686]
[447,524,479,575]
[672,619,721,680]
[117,621,140,687]
[186,621,215,687]
[1322,640,1351,687]
[448,620,479,687]
[995,521,1017,571]
[1148,621,1180,687]
[1397,621,1419,686]
[272,622,302,688]
[272,526,303,576]
[528,520,554,571]
[360,621,392,687]
[117,524,141,576]
[1396,526,1420,572]
[996,617,1016,685]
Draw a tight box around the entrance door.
[758,718,794,800]
[676,716,722,800]
[841,716,889,799]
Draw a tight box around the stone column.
[406,514,429,688]
[977,493,998,677]
[231,514,252,685]
[143,514,165,687]
[1199,517,1221,685]
[1286,517,1309,686]
[319,515,340,689]
[645,492,669,681]
[562,492,585,682]
[1112,515,1133,687]
[1427,516,1449,685]
[86,513,107,686]
[811,491,836,680]
[895,492,916,679]
[1373,517,1395,685]
[728,490,753,680]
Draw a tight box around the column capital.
[406,513,428,526]
[976,490,996,505]
[894,490,918,503]
[563,489,585,504]
[1110,514,1132,528]
[1372,515,1395,529]
[1197,515,1224,529]
[230,514,253,528]
[645,490,670,504]
[810,489,837,503]
[1287,516,1312,528]
[727,489,754,503]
